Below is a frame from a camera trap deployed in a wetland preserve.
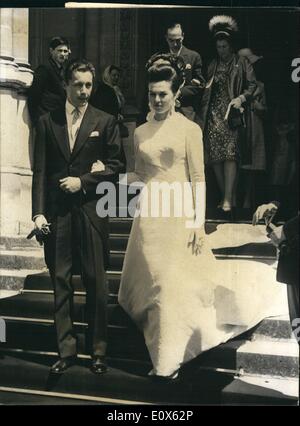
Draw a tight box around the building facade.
[0,6,299,255]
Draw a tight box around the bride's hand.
[188,228,205,255]
[91,160,105,173]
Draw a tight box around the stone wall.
[0,8,33,237]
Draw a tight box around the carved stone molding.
[117,8,138,102]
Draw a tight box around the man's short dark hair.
[64,59,96,84]
[49,36,70,50]
[166,23,184,34]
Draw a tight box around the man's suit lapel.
[48,59,66,97]
[50,109,71,162]
[70,105,100,160]
[179,46,190,63]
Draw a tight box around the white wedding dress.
[118,112,287,377]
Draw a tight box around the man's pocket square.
[90,131,100,137]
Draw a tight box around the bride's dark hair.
[146,53,185,93]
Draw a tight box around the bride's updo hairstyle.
[145,53,185,94]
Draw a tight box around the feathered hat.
[208,15,238,38]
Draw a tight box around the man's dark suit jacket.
[277,214,299,287]
[32,104,123,264]
[27,58,66,126]
[176,45,205,112]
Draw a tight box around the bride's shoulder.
[134,122,149,135]
[179,114,202,135]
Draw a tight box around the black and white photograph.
[0,1,299,406]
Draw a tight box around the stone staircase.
[0,218,298,405]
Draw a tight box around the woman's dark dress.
[205,59,239,164]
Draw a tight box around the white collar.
[65,99,88,116]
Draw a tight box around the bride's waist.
[145,176,190,185]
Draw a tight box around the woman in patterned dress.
[198,16,257,212]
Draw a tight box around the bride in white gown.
[117,54,286,379]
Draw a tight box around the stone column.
[0,9,18,83]
[0,8,33,237]
[12,8,32,87]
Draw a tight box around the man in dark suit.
[28,36,71,126]
[164,23,205,121]
[32,59,124,374]
[137,23,205,125]
[253,203,299,342]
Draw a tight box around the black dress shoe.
[50,356,76,374]
[90,356,108,375]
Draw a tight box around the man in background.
[138,23,205,124]
[164,23,205,121]
[28,36,71,126]
[253,202,299,342]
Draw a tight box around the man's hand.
[191,78,201,86]
[59,177,82,193]
[252,202,279,225]
[230,97,243,109]
[91,160,105,173]
[34,215,48,231]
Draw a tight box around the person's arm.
[80,116,124,194]
[180,53,205,100]
[230,58,257,109]
[27,66,48,125]
[119,130,146,186]
[32,116,48,228]
[192,52,205,82]
[186,122,206,254]
[283,215,299,248]
[239,57,257,103]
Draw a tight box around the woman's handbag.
[227,105,245,130]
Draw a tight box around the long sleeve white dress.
[118,112,286,378]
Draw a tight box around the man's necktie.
[70,107,81,151]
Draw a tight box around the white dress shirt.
[65,100,88,151]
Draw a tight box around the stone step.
[0,250,46,270]
[0,293,132,328]
[109,218,133,234]
[0,243,276,277]
[221,375,298,405]
[250,315,293,341]
[0,234,127,253]
[236,340,299,378]
[0,290,19,300]
[22,271,120,293]
[1,305,297,380]
[19,289,118,304]
[2,318,149,361]
[109,234,129,251]
[1,315,249,367]
[0,352,233,404]
[0,269,46,291]
[0,235,42,251]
